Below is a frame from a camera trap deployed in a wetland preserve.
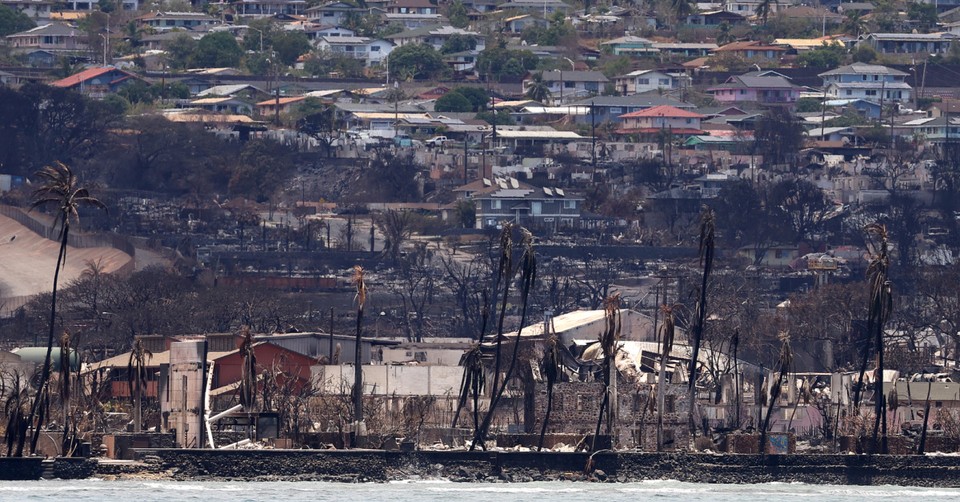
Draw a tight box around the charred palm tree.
[472,225,536,451]
[59,331,76,455]
[657,305,677,451]
[4,370,30,457]
[127,338,153,433]
[22,162,105,456]
[452,344,486,433]
[864,223,893,454]
[352,265,367,446]
[759,336,792,454]
[239,327,258,413]
[453,291,489,433]
[688,207,715,437]
[592,294,621,453]
[538,335,560,451]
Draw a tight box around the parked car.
[425,136,448,147]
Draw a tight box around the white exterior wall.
[313,364,464,396]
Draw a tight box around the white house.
[385,24,485,52]
[316,36,394,66]
[613,69,679,95]
[819,63,912,103]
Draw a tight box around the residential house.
[196,83,270,101]
[316,36,394,66]
[819,63,912,103]
[653,42,718,59]
[568,94,696,125]
[386,0,437,14]
[469,176,583,229]
[188,97,255,115]
[256,95,310,117]
[461,0,498,12]
[497,0,570,14]
[712,40,787,61]
[384,0,444,29]
[385,24,484,52]
[523,70,609,104]
[0,0,52,19]
[305,1,365,25]
[685,9,746,25]
[599,35,658,56]
[707,75,802,105]
[616,105,705,137]
[137,11,218,31]
[724,0,781,16]
[49,66,144,97]
[234,0,307,17]
[613,69,682,95]
[489,125,585,156]
[6,23,86,51]
[503,14,548,33]
[860,32,958,54]
[303,24,357,41]
[140,31,203,51]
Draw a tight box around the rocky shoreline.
[105,449,960,487]
[7,450,960,487]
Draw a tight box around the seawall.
[131,449,960,487]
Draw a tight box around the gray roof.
[819,63,909,77]
[539,70,609,83]
[7,23,79,38]
[710,75,799,89]
[569,94,694,108]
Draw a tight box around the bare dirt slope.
[0,214,133,299]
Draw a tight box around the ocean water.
[1,480,959,502]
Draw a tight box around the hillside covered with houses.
[6,0,960,459]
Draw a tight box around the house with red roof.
[50,66,144,96]
[616,105,705,137]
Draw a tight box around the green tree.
[853,44,877,63]
[194,31,243,68]
[242,19,277,51]
[272,30,311,66]
[19,162,106,456]
[908,2,938,33]
[717,22,735,45]
[440,33,476,54]
[388,43,447,80]
[476,46,539,80]
[164,33,198,69]
[0,4,34,37]
[797,41,846,68]
[447,0,469,28]
[452,86,488,111]
[435,91,473,112]
[524,71,551,102]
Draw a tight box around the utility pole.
[591,100,597,168]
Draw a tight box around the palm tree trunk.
[23,224,68,456]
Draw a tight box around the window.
[370,45,380,51]
[659,78,670,86]
[638,78,650,85]
[664,395,676,413]
[862,75,868,81]
[323,11,333,16]
[576,394,586,411]
[491,199,501,210]
[846,90,853,96]
[563,200,577,209]
[531,201,542,215]
[865,90,877,96]
[609,107,622,114]
[564,81,575,88]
